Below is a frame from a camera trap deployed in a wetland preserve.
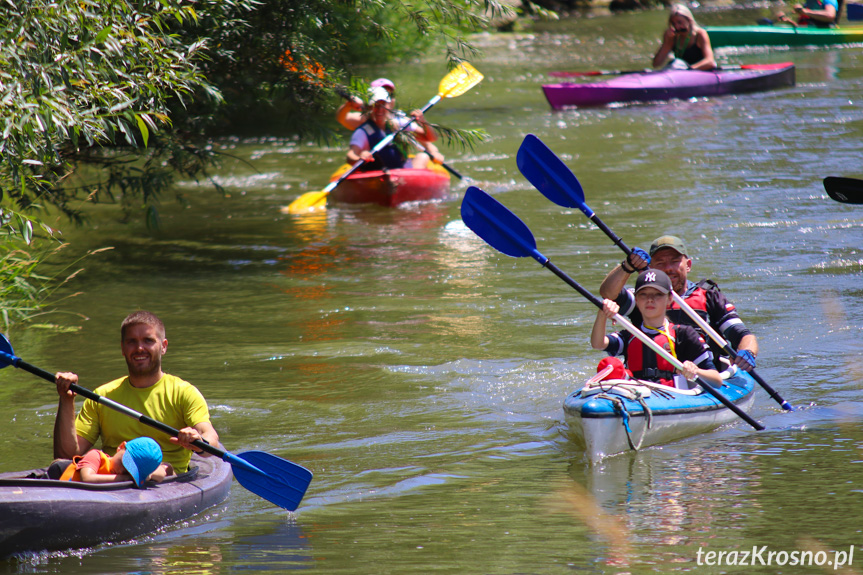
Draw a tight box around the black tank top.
[674,36,704,66]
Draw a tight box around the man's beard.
[126,356,161,378]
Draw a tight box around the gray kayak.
[0,454,232,558]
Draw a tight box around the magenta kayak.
[542,63,795,109]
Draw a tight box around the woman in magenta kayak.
[653,4,716,71]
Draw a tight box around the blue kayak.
[564,368,758,460]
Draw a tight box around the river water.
[2,6,863,574]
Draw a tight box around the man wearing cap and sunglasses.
[598,235,759,372]
[337,78,444,167]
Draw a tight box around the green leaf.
[94,25,113,45]
[16,215,33,244]
[136,114,150,147]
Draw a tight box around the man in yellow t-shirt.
[53,311,220,477]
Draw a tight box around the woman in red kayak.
[653,4,716,71]
[346,87,437,171]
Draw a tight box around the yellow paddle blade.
[281,190,329,214]
[438,62,483,99]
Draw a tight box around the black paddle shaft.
[714,340,793,410]
[543,260,603,308]
[588,214,633,258]
[13,356,219,456]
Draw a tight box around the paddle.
[284,63,483,214]
[0,334,312,511]
[516,134,628,253]
[548,62,793,78]
[459,186,765,431]
[667,291,793,410]
[333,86,464,181]
[516,133,795,412]
[824,177,863,204]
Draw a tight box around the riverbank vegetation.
[0,0,523,326]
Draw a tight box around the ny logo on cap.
[645,272,657,282]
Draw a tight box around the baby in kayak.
[591,269,722,390]
[55,437,166,487]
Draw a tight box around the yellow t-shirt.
[75,373,211,473]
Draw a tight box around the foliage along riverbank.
[0,0,526,328]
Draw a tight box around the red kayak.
[328,163,451,207]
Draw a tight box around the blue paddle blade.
[461,187,546,263]
[228,450,313,512]
[0,334,15,369]
[516,134,591,216]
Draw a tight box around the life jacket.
[666,281,710,326]
[667,280,729,362]
[58,450,112,482]
[358,119,405,171]
[626,324,679,388]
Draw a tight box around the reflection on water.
[145,544,225,575]
[227,519,311,571]
[546,480,633,568]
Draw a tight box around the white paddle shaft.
[670,291,731,351]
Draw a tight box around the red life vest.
[667,286,708,326]
[626,324,678,387]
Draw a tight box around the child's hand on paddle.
[679,360,698,381]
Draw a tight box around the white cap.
[368,86,392,106]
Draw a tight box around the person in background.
[599,235,759,373]
[592,269,722,389]
[653,4,717,71]
[776,0,839,27]
[337,78,444,166]
[54,311,220,477]
[346,86,438,171]
[58,436,167,486]
[336,78,393,131]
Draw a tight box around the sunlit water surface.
[2,7,863,574]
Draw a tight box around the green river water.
[2,6,863,574]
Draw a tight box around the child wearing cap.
[58,436,167,487]
[591,269,722,389]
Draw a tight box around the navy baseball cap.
[635,269,672,294]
